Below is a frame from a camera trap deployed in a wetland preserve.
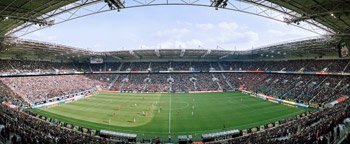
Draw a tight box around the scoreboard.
[90,56,103,64]
[339,40,349,58]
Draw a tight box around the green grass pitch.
[31,91,310,141]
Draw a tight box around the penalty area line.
[169,94,171,134]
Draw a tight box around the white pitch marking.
[169,94,171,134]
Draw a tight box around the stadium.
[0,0,350,144]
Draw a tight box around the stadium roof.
[0,0,349,61]
[0,0,349,36]
[0,0,77,35]
[0,36,342,61]
[263,0,350,34]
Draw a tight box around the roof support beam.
[201,50,211,58]
[6,0,334,37]
[180,49,185,57]
[155,49,160,57]
[111,55,122,60]
[105,53,122,60]
[129,50,139,59]
[219,52,234,59]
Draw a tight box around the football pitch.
[31,91,311,141]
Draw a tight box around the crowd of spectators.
[110,74,128,91]
[131,62,150,71]
[1,59,350,143]
[215,98,350,144]
[1,59,350,74]
[0,59,349,105]
[108,73,224,92]
[150,62,169,71]
[191,62,211,71]
[121,74,148,92]
[0,81,24,106]
[86,74,116,89]
[213,73,231,90]
[0,72,348,106]
[193,74,220,91]
[226,73,350,105]
[146,74,170,92]
[0,104,111,144]
[172,74,192,92]
[0,75,108,103]
[0,60,122,74]
[102,71,349,105]
[172,62,190,71]
[220,60,350,72]
[119,62,131,71]
[1,88,349,144]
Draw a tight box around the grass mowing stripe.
[32,91,315,139]
[169,94,171,134]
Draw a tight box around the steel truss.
[6,0,335,37]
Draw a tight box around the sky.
[22,2,319,52]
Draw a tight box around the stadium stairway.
[211,74,223,90]
[217,62,234,89]
[107,74,120,90]
[107,63,124,90]
[343,61,350,72]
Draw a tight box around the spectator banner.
[304,72,316,74]
[260,125,265,131]
[1,102,17,109]
[267,123,274,128]
[268,99,279,103]
[32,99,67,109]
[251,127,258,133]
[90,129,97,136]
[315,72,329,75]
[246,70,264,73]
[130,71,148,73]
[81,127,89,133]
[201,129,240,139]
[189,90,223,93]
[275,121,280,127]
[100,130,137,138]
[66,123,73,129]
[329,96,348,106]
[242,129,248,135]
[73,125,80,131]
[239,89,309,108]
[59,121,65,127]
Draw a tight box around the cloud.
[156,28,190,40]
[217,22,239,31]
[93,43,103,49]
[214,22,259,46]
[267,28,317,38]
[33,31,44,37]
[153,21,259,50]
[195,23,214,30]
[91,43,106,51]
[176,21,192,26]
[267,29,287,37]
[125,33,138,40]
[157,40,203,48]
[141,39,204,49]
[32,31,57,41]
[217,30,259,44]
